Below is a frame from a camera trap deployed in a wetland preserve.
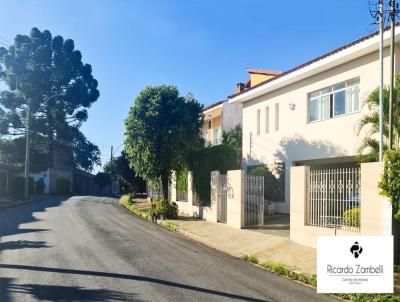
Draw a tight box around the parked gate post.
[210,171,220,223]
[227,170,244,229]
[169,171,177,202]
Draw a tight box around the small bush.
[149,198,178,220]
[35,178,45,194]
[56,177,71,195]
[343,208,360,227]
[244,254,258,264]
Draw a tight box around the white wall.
[222,102,242,131]
[242,46,397,213]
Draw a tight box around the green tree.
[0,27,100,171]
[124,85,203,199]
[356,75,400,162]
[94,172,111,189]
[222,124,242,167]
[103,151,146,193]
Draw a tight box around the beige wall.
[242,46,397,213]
[173,170,244,228]
[226,170,244,229]
[290,163,392,248]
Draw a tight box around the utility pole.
[24,99,31,200]
[110,145,113,195]
[379,0,385,161]
[389,0,396,150]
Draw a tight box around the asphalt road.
[0,196,336,302]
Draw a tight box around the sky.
[0,0,377,170]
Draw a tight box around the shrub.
[176,167,188,192]
[10,177,34,198]
[343,208,360,227]
[149,198,178,220]
[379,149,400,220]
[35,178,45,194]
[56,177,71,195]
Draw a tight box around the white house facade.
[229,28,400,214]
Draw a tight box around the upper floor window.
[208,120,212,129]
[308,78,360,123]
[265,106,269,134]
[256,109,261,135]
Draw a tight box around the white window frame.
[308,78,360,123]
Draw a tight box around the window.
[308,78,360,122]
[275,103,279,131]
[256,109,260,135]
[265,106,269,134]
[208,120,212,129]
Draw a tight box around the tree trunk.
[161,173,169,201]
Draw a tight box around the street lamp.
[24,93,65,199]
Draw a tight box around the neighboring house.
[228,27,400,214]
[202,69,281,146]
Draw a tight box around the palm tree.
[356,75,400,162]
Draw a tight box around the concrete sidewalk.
[166,218,317,275]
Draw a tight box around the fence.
[244,175,264,226]
[176,189,187,201]
[217,174,227,223]
[308,167,361,232]
[147,182,163,199]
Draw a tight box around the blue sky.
[0,0,376,169]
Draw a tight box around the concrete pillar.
[226,170,244,229]
[360,162,392,235]
[169,171,177,202]
[210,171,220,223]
[187,171,194,207]
[289,166,310,243]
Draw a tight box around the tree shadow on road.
[0,277,142,302]
[0,196,65,238]
[0,240,50,252]
[0,264,269,302]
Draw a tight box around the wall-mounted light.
[289,103,296,110]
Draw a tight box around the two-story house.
[228,28,400,214]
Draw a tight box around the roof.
[203,100,226,112]
[246,68,282,76]
[228,25,397,100]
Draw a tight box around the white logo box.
[317,236,393,294]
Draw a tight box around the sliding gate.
[244,175,264,226]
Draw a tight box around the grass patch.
[158,220,178,232]
[338,294,400,302]
[120,195,178,232]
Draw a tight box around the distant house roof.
[203,100,226,112]
[229,25,398,100]
[246,68,282,76]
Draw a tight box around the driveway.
[0,196,336,301]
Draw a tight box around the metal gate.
[244,175,264,226]
[308,167,361,232]
[217,174,227,223]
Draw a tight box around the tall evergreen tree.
[0,27,100,171]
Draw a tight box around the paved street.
[0,196,336,302]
